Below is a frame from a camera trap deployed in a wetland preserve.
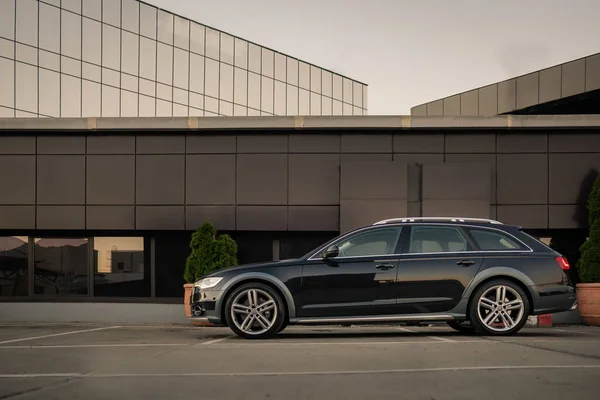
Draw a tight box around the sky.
[144,0,600,115]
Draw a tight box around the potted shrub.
[576,174,600,326]
[183,222,238,321]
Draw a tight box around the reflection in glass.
[40,50,60,72]
[140,3,157,39]
[287,84,298,115]
[0,0,14,40]
[102,67,120,87]
[122,0,140,34]
[219,63,233,102]
[353,83,363,108]
[310,92,321,115]
[189,53,205,94]
[333,100,342,115]
[102,24,121,70]
[39,3,60,53]
[261,49,274,78]
[16,44,37,65]
[261,77,273,113]
[190,22,205,55]
[16,0,37,47]
[354,106,362,116]
[34,238,88,296]
[343,77,353,104]
[189,107,203,117]
[62,0,81,14]
[121,73,138,93]
[61,56,81,77]
[61,75,82,117]
[234,104,246,116]
[247,108,260,116]
[139,78,155,97]
[333,74,342,100]
[16,62,38,113]
[83,0,102,21]
[174,88,188,105]
[157,43,174,85]
[299,89,309,115]
[234,67,247,106]
[321,71,332,97]
[205,58,219,98]
[82,80,101,117]
[102,85,120,117]
[103,0,121,27]
[247,72,260,110]
[121,90,138,117]
[93,237,148,297]
[275,53,286,82]
[82,18,101,65]
[139,38,157,80]
[287,58,298,86]
[61,10,81,60]
[205,28,219,60]
[139,94,156,117]
[0,237,29,297]
[299,62,310,90]
[248,43,261,73]
[157,10,174,45]
[0,59,13,109]
[122,31,139,76]
[205,96,218,113]
[157,99,172,117]
[39,69,60,117]
[174,48,189,89]
[220,100,233,116]
[220,34,234,65]
[322,96,332,115]
[274,81,285,116]
[173,104,188,117]
[156,83,172,101]
[310,66,321,94]
[174,16,189,50]
[363,86,368,110]
[189,92,204,109]
[343,102,352,115]
[234,38,247,69]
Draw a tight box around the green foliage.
[184,222,238,283]
[577,174,600,283]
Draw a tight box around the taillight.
[556,256,570,271]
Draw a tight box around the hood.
[201,258,303,279]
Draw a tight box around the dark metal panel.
[549,133,600,152]
[497,154,548,204]
[0,206,35,229]
[516,73,539,109]
[236,206,287,231]
[87,155,135,204]
[444,154,496,204]
[478,84,498,116]
[561,59,585,98]
[426,100,443,116]
[443,95,460,116]
[37,206,85,229]
[236,154,287,205]
[460,90,478,116]
[497,205,548,229]
[186,135,236,153]
[586,54,600,91]
[136,155,185,205]
[341,134,392,153]
[393,154,444,165]
[341,161,407,200]
[86,206,135,229]
[340,199,407,233]
[289,134,340,153]
[423,163,490,200]
[186,155,235,204]
[445,133,495,153]
[422,199,490,219]
[539,66,561,103]
[0,156,35,204]
[37,155,86,204]
[0,136,36,154]
[341,153,392,162]
[37,136,85,154]
[186,205,235,230]
[136,206,185,230]
[288,206,339,231]
[288,154,340,205]
[393,133,444,153]
[549,205,585,229]
[411,104,427,116]
[549,153,600,204]
[237,135,288,153]
[136,135,185,154]
[497,133,547,153]
[87,135,136,154]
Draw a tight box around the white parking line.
[427,336,455,343]
[202,336,234,345]
[205,339,484,346]
[397,327,416,333]
[554,328,600,336]
[0,343,190,349]
[2,364,600,379]
[0,326,121,345]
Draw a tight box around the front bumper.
[189,286,223,324]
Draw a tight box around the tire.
[277,321,288,334]
[447,320,477,334]
[224,282,286,340]
[469,279,530,336]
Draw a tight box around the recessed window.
[0,237,29,297]
[468,228,526,251]
[333,228,402,257]
[409,226,468,254]
[34,238,89,295]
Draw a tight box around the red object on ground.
[538,314,553,327]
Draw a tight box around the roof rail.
[373,217,503,225]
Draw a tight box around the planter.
[183,283,194,318]
[576,283,600,326]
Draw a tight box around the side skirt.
[289,314,456,325]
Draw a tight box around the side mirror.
[322,245,340,259]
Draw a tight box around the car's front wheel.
[469,279,529,336]
[224,282,285,339]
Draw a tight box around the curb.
[526,314,553,327]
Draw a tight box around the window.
[332,228,401,258]
[0,237,29,297]
[468,228,526,251]
[34,238,89,295]
[409,226,468,254]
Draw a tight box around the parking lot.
[1,323,599,399]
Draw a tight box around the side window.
[334,227,401,257]
[409,226,468,254]
[468,228,526,251]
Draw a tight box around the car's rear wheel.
[447,320,477,333]
[469,279,529,336]
[224,282,285,340]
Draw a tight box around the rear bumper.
[530,286,577,315]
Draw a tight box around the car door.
[394,224,483,314]
[296,226,403,318]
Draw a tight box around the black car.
[190,217,577,339]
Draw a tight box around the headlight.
[194,277,223,289]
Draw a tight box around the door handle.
[456,260,475,266]
[376,264,395,270]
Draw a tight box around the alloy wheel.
[476,285,525,332]
[230,288,278,335]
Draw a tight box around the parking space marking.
[204,339,485,347]
[397,327,416,333]
[0,326,121,345]
[554,328,600,336]
[202,336,234,345]
[0,343,190,349]
[428,336,455,343]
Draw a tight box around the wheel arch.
[464,272,535,316]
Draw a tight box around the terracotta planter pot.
[576,283,600,326]
[183,283,194,318]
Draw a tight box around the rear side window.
[408,226,469,254]
[468,228,526,251]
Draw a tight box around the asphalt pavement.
[1,323,599,399]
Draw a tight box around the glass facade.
[0,0,368,118]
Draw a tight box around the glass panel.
[156,43,173,85]
[62,0,81,14]
[157,10,173,45]
[322,71,332,97]
[363,86,368,110]
[61,56,81,77]
[156,99,172,117]
[82,17,101,65]
[219,63,233,102]
[261,48,273,78]
[286,57,298,86]
[173,103,188,117]
[343,102,352,115]
[156,83,172,101]
[16,0,37,46]
[343,77,353,103]
[139,78,155,97]
[189,107,203,117]
[122,0,139,33]
[247,72,260,110]
[286,84,298,116]
[102,85,120,116]
[205,111,218,117]
[204,58,219,98]
[234,104,246,116]
[173,87,188,105]
[39,3,60,53]
[248,43,260,73]
[173,48,189,89]
[274,81,285,116]
[409,226,467,254]
[0,107,13,118]
[120,89,138,117]
[33,238,88,295]
[334,228,401,257]
[174,16,189,50]
[40,50,60,71]
[261,77,273,113]
[82,80,101,117]
[103,0,121,27]
[15,110,37,117]
[219,100,233,116]
[138,94,155,117]
[299,89,309,115]
[61,10,81,60]
[39,69,60,117]
[274,53,286,82]
[121,73,137,92]
[102,67,119,87]
[139,2,156,39]
[93,237,147,297]
[189,92,203,109]
[102,24,120,70]
[353,106,362,115]
[16,44,37,65]
[247,108,260,116]
[121,31,139,76]
[204,96,218,113]
[0,237,29,297]
[205,28,219,60]
[0,38,13,59]
[190,22,205,55]
[83,0,102,20]
[220,33,234,65]
[322,96,332,115]
[0,0,15,40]
[468,228,525,251]
[139,37,156,81]
[353,82,363,108]
[189,53,205,93]
[310,92,321,115]
[234,38,247,69]
[61,75,81,117]
[310,66,321,94]
[16,62,37,113]
[0,59,14,108]
[298,62,309,90]
[333,100,342,115]
[333,74,342,100]
[234,67,247,106]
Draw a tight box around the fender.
[462,266,536,300]
[216,272,297,319]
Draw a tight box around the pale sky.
[144,0,600,115]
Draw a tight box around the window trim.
[464,226,530,252]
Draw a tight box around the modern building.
[0,0,368,119]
